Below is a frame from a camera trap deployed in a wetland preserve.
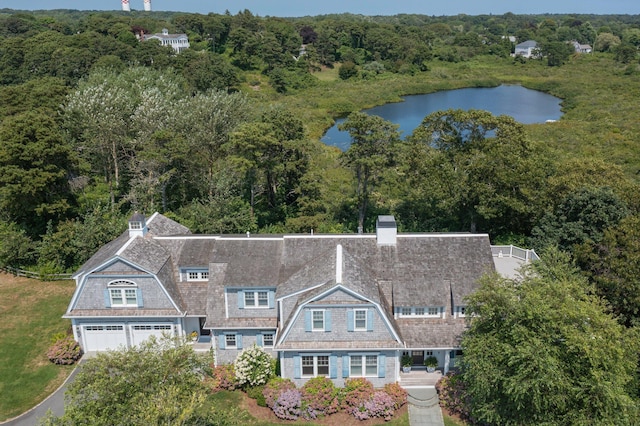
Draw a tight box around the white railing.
[491,245,539,262]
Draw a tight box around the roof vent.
[376,215,397,246]
[128,212,148,238]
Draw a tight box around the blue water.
[321,85,563,150]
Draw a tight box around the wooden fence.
[1,266,73,281]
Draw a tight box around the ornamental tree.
[461,249,640,425]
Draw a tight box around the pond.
[321,85,563,151]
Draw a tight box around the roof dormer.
[128,212,148,238]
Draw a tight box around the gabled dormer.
[128,212,148,238]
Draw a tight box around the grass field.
[0,273,75,421]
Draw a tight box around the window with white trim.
[350,355,378,377]
[244,290,269,308]
[302,355,329,377]
[108,280,138,307]
[398,307,442,317]
[263,333,274,347]
[312,310,325,331]
[354,309,367,330]
[186,270,209,281]
[225,334,237,348]
[457,306,467,317]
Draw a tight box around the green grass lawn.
[0,273,76,421]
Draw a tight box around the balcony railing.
[491,245,539,262]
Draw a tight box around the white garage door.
[130,324,173,346]
[83,325,127,351]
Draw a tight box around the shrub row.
[435,371,472,422]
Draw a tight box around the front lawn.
[0,273,75,421]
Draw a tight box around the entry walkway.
[406,387,444,426]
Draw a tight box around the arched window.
[107,280,141,307]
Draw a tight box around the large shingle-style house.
[66,213,525,386]
[143,28,190,53]
[514,40,539,58]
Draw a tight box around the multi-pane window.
[399,307,442,317]
[187,271,209,281]
[244,291,270,308]
[263,333,274,347]
[457,306,467,317]
[302,355,329,377]
[108,280,138,307]
[349,355,378,377]
[130,221,142,230]
[312,310,325,330]
[354,309,367,330]
[225,334,237,348]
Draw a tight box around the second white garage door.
[130,324,173,346]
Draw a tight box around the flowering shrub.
[435,371,471,421]
[354,391,396,421]
[383,382,408,410]
[234,345,273,388]
[263,377,296,408]
[46,335,82,365]
[207,364,238,391]
[301,376,340,416]
[272,389,303,420]
[340,377,375,414]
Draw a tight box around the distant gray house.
[514,40,539,58]
[571,40,592,53]
[143,28,190,53]
[66,213,530,386]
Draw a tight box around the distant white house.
[143,28,190,53]
[514,40,539,58]
[571,41,592,53]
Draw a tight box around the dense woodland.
[2,8,640,424]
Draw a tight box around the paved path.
[405,387,444,426]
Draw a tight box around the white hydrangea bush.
[234,344,273,387]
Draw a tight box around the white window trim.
[397,306,442,318]
[108,280,138,307]
[301,354,330,377]
[349,354,379,377]
[244,290,270,308]
[225,333,237,348]
[262,332,274,347]
[456,306,467,318]
[354,309,367,331]
[186,270,209,281]
[311,309,325,331]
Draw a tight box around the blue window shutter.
[237,291,245,309]
[294,355,301,379]
[325,310,332,332]
[218,334,226,350]
[104,289,111,307]
[257,333,263,347]
[136,288,144,308]
[378,354,386,378]
[304,310,311,332]
[342,355,350,378]
[367,309,374,332]
[330,355,337,379]
[347,310,354,332]
[268,291,275,309]
[237,334,243,350]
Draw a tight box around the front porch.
[399,366,444,387]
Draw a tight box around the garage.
[130,324,173,346]
[83,325,127,351]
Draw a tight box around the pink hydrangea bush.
[340,377,375,415]
[263,377,296,408]
[383,382,408,410]
[435,371,471,422]
[272,389,303,420]
[301,376,340,416]
[207,364,238,391]
[46,335,82,365]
